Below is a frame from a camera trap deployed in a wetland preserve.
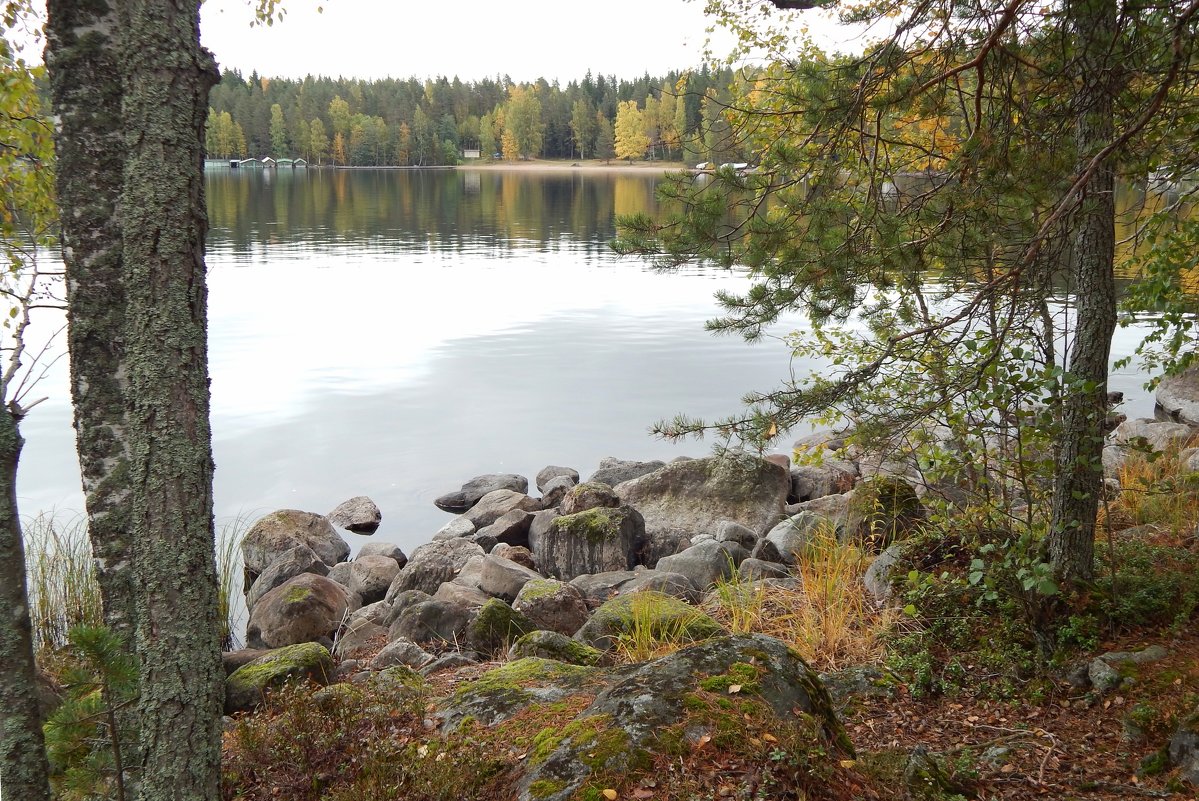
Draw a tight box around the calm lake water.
[15,167,1160,555]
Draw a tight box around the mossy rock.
[515,633,850,801]
[310,681,366,712]
[466,598,536,655]
[376,664,426,693]
[508,630,603,666]
[439,657,596,730]
[845,475,924,552]
[560,482,621,515]
[555,507,632,546]
[225,642,333,714]
[573,590,724,651]
[535,506,642,581]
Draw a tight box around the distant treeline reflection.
[204,168,664,255]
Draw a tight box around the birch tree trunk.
[0,409,51,801]
[46,0,137,640]
[1048,0,1119,583]
[118,1,224,798]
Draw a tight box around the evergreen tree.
[594,113,615,163]
[616,0,1199,594]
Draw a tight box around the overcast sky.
[197,0,859,83]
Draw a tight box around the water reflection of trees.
[205,168,664,256]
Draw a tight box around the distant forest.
[205,67,750,167]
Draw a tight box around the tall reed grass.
[23,511,102,659]
[23,510,249,663]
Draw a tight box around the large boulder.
[863,543,905,606]
[1170,707,1199,785]
[567,569,699,604]
[568,569,642,603]
[474,509,533,548]
[245,573,359,649]
[1156,364,1199,427]
[737,558,792,581]
[387,539,486,598]
[331,616,387,660]
[573,591,723,652]
[241,510,349,577]
[431,517,475,541]
[533,505,643,581]
[434,473,529,514]
[463,489,541,529]
[536,465,579,492]
[620,570,702,603]
[538,476,577,509]
[587,457,665,486]
[790,460,857,503]
[654,539,747,590]
[506,630,602,666]
[409,537,487,570]
[465,598,536,655]
[381,590,432,626]
[476,553,543,603]
[1112,417,1196,454]
[766,511,831,565]
[616,456,790,567]
[369,637,435,671]
[513,634,849,801]
[843,475,923,551]
[225,642,333,714]
[513,578,590,636]
[357,541,408,568]
[388,599,471,646]
[385,553,457,598]
[559,481,622,515]
[245,543,329,611]
[346,554,402,605]
[326,495,382,534]
[433,581,491,608]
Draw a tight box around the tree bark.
[1048,0,1119,584]
[0,408,52,801]
[46,0,137,640]
[118,2,224,798]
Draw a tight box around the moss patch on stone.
[555,507,623,545]
[468,598,535,654]
[283,585,314,604]
[698,661,763,695]
[510,630,603,666]
[577,591,724,652]
[225,642,333,713]
[518,578,571,603]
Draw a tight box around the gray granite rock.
[327,495,382,534]
[435,473,529,514]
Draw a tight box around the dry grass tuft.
[708,528,898,671]
[1112,445,1199,535]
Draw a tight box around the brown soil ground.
[837,631,1199,800]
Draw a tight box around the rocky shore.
[219,367,1199,799]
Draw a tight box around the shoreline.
[459,159,688,173]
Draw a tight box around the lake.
[15,166,1160,555]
